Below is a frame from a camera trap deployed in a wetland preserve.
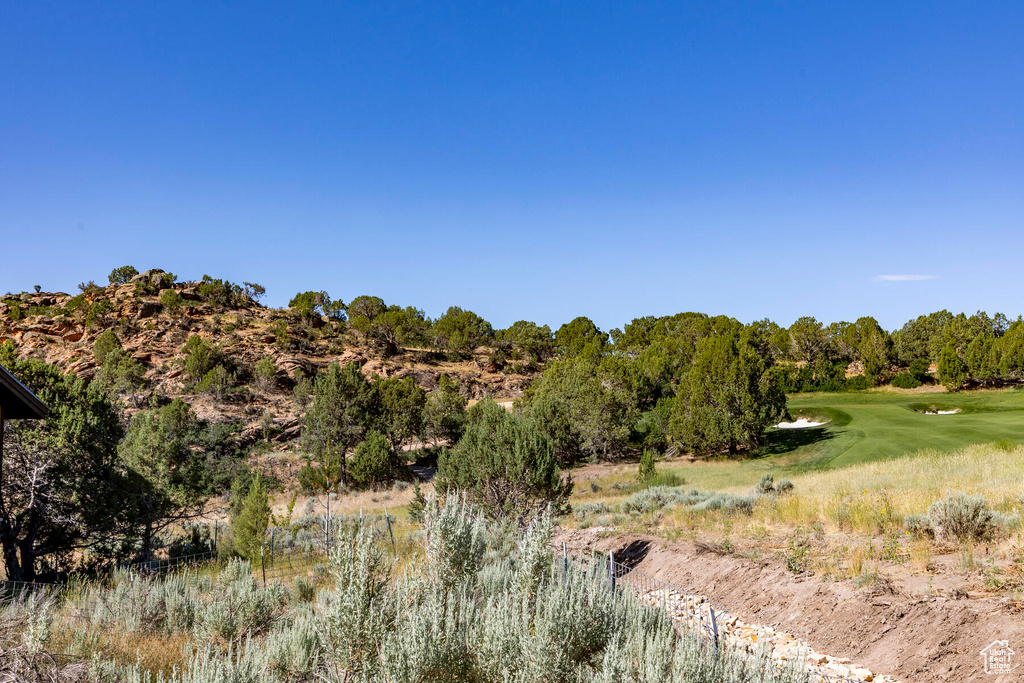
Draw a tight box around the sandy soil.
[556,529,1024,683]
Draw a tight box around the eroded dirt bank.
[556,529,1023,683]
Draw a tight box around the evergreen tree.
[437,399,572,522]
[408,480,428,523]
[637,449,656,484]
[0,347,125,581]
[118,399,211,560]
[349,431,395,489]
[301,362,379,490]
[234,473,270,563]
[669,335,786,456]
[431,306,493,360]
[424,374,467,446]
[375,375,426,450]
[554,316,608,358]
[937,342,969,391]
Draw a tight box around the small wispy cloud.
[872,274,938,283]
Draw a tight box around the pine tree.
[408,480,428,523]
[234,473,270,563]
[636,449,656,484]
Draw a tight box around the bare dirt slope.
[558,529,1023,683]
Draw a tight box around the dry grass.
[52,626,192,674]
[572,443,1024,537]
[270,482,430,520]
[752,443,1024,534]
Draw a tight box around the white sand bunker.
[776,418,826,429]
[925,409,961,415]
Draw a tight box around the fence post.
[261,546,266,587]
[710,606,720,659]
[608,551,615,595]
[384,506,396,551]
[270,528,275,568]
[214,521,218,553]
[562,542,568,584]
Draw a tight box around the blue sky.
[2,2,1022,332]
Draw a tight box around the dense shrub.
[437,399,572,521]
[84,299,113,327]
[93,330,122,365]
[348,431,395,488]
[691,493,757,514]
[890,372,922,389]
[927,492,1000,542]
[64,498,807,683]
[197,364,233,399]
[904,513,935,538]
[94,346,146,396]
[160,288,185,312]
[573,501,612,520]
[181,335,222,383]
[254,356,278,391]
[754,473,793,495]
[192,560,288,647]
[637,449,656,483]
[108,265,139,285]
[197,274,247,308]
[621,486,757,515]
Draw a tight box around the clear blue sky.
[2,2,1022,332]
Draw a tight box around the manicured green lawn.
[576,388,1024,505]
[768,387,1024,470]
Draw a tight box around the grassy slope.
[779,388,1024,469]
[573,388,1024,501]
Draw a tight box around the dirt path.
[556,529,1024,683]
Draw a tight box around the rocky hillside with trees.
[0,266,542,443]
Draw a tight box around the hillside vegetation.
[2,265,1023,583]
[1,499,806,683]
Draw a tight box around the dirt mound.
[556,529,1023,682]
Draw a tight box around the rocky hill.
[0,269,537,448]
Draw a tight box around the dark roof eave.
[0,364,49,419]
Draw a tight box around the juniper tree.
[431,306,493,360]
[301,362,379,490]
[437,399,572,522]
[348,431,395,489]
[234,474,270,563]
[937,342,969,391]
[670,334,786,456]
[118,399,211,560]
[424,374,467,446]
[0,347,125,581]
